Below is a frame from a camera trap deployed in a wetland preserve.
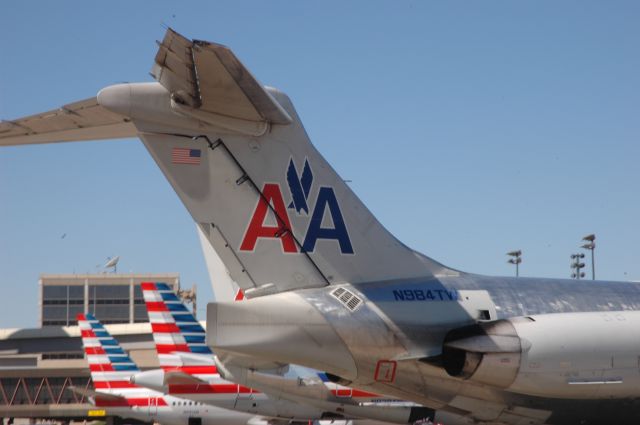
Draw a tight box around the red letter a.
[240,184,297,253]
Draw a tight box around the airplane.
[78,312,403,425]
[75,312,257,425]
[132,281,431,424]
[2,28,639,424]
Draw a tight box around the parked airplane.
[2,28,638,424]
[131,281,353,421]
[76,313,256,425]
[133,281,430,424]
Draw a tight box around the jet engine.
[442,318,523,388]
[441,311,640,399]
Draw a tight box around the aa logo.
[240,158,354,255]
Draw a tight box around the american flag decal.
[172,148,201,165]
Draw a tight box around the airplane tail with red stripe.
[141,282,217,378]
[77,313,166,407]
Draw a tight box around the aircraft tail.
[141,282,217,374]
[133,29,459,296]
[77,313,166,407]
[1,28,460,297]
[196,223,241,303]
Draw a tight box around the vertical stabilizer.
[1,29,460,298]
[131,85,457,296]
[141,282,217,373]
[77,313,166,407]
[197,224,239,303]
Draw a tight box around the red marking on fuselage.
[96,397,167,407]
[374,360,397,383]
[168,384,255,395]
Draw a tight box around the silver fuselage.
[209,275,640,425]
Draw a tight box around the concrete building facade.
[39,274,179,326]
[0,273,189,420]
[0,323,158,419]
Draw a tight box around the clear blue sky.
[1,1,639,328]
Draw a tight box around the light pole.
[581,233,596,280]
[507,250,522,277]
[570,253,586,279]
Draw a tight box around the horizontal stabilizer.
[164,370,207,385]
[216,360,330,400]
[67,386,125,401]
[151,28,292,128]
[0,97,136,146]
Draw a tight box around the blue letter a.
[302,187,354,254]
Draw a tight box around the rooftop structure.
[39,273,179,326]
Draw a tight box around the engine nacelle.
[129,369,167,392]
[442,311,640,399]
[443,319,523,388]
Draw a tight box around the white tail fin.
[140,282,256,395]
[76,313,166,407]
[141,282,217,372]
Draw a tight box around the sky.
[1,1,639,328]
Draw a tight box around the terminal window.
[88,285,130,324]
[133,284,150,323]
[42,285,85,326]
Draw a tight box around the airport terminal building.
[0,273,186,421]
[40,273,179,326]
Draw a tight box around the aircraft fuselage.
[209,275,640,424]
